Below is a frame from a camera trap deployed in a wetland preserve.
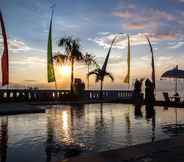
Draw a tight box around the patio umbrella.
[161,65,184,93]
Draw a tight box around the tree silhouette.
[53,36,83,92]
[83,53,97,89]
[88,35,118,99]
[88,67,114,98]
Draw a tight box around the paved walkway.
[62,135,184,162]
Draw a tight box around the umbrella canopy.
[161,65,184,93]
[161,65,184,79]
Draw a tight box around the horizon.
[1,0,184,89]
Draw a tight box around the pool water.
[0,104,184,162]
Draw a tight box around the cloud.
[126,23,145,30]
[112,6,183,42]
[0,37,44,54]
[96,56,123,65]
[113,8,176,23]
[111,4,184,49]
[113,10,135,19]
[155,33,177,41]
[8,39,31,52]
[52,18,80,33]
[89,33,144,49]
[11,55,45,66]
[173,0,184,2]
[141,55,173,62]
[0,37,29,52]
[97,32,111,35]
[169,41,184,49]
[89,32,176,49]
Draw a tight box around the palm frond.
[58,36,83,62]
[87,69,98,77]
[74,50,83,61]
[58,37,72,55]
[87,68,102,82]
[105,72,114,81]
[84,53,96,65]
[53,54,67,65]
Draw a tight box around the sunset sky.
[1,0,184,89]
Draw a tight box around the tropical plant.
[88,67,114,98]
[53,36,83,92]
[88,35,118,99]
[83,53,97,89]
[53,52,67,65]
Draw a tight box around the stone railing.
[85,90,132,100]
[0,89,133,102]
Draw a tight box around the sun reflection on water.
[62,111,68,130]
[59,109,73,144]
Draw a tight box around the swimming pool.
[0,104,183,162]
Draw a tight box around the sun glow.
[58,65,71,76]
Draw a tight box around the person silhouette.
[132,78,144,119]
[132,78,144,106]
[145,78,155,106]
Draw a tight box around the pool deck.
[62,135,184,162]
[0,103,45,115]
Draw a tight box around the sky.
[0,0,184,90]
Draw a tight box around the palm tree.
[83,53,97,89]
[53,36,83,93]
[88,35,118,99]
[88,67,114,98]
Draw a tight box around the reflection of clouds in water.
[3,104,184,162]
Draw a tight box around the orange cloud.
[126,23,145,30]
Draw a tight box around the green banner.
[47,13,55,82]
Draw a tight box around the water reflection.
[99,103,104,126]
[45,108,73,161]
[0,117,8,162]
[133,104,156,142]
[125,107,132,145]
[45,105,87,160]
[94,104,107,150]
[134,104,143,118]
[145,105,156,142]
[45,110,53,162]
[145,105,155,120]
[61,110,72,144]
[44,103,184,158]
[161,107,184,137]
[2,104,184,162]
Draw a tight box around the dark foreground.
[62,135,184,162]
[0,103,45,115]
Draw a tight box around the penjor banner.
[0,10,9,86]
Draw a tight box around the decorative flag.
[146,36,155,89]
[0,10,9,86]
[124,35,131,84]
[47,10,55,82]
[102,35,118,72]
